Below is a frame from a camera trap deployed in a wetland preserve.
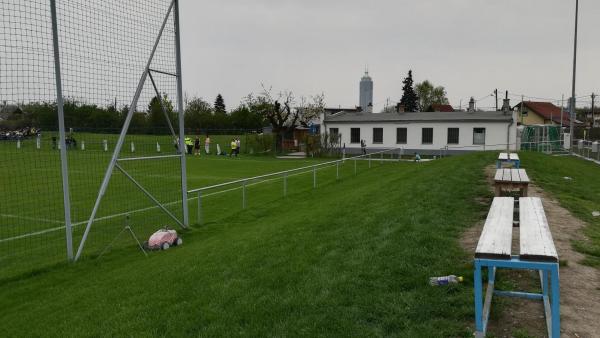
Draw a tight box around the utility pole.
[592,93,596,127]
[560,94,564,133]
[569,0,578,153]
[494,89,498,111]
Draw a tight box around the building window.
[329,128,339,135]
[447,128,459,144]
[350,128,360,143]
[422,128,433,144]
[373,128,383,144]
[473,128,486,145]
[396,128,407,144]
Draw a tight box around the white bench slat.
[475,197,514,260]
[518,169,530,183]
[519,197,558,262]
[498,153,509,160]
[502,168,510,182]
[509,153,520,161]
[510,169,521,183]
[494,169,503,181]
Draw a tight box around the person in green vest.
[229,138,237,157]
[185,136,193,155]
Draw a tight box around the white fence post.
[197,190,202,225]
[242,180,246,209]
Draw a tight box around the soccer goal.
[0,0,188,277]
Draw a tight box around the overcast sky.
[179,0,600,112]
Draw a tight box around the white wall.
[324,119,517,152]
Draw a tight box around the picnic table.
[496,152,520,168]
[494,168,530,196]
[474,197,559,338]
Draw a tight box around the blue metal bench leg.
[551,265,560,338]
[496,160,501,169]
[474,260,483,335]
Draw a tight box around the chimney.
[501,90,511,114]
[367,102,373,113]
[468,97,475,112]
[395,103,405,113]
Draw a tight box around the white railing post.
[336,161,339,180]
[380,152,383,164]
[313,167,317,188]
[369,154,371,168]
[197,190,202,225]
[354,159,357,175]
[242,180,246,209]
[283,173,287,197]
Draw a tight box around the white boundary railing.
[573,139,600,163]
[187,148,404,225]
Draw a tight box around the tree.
[297,93,325,128]
[229,104,264,131]
[244,85,325,151]
[400,70,419,112]
[214,94,226,115]
[184,97,213,131]
[147,94,175,134]
[415,80,449,111]
[213,94,229,129]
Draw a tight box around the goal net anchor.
[98,214,147,259]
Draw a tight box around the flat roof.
[325,111,513,123]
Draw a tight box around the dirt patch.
[460,165,600,337]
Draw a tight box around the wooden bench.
[496,152,520,168]
[494,168,530,196]
[474,197,559,338]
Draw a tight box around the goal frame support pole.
[50,0,74,261]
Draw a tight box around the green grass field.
[519,152,600,266]
[0,141,497,336]
[3,143,598,336]
[0,134,329,280]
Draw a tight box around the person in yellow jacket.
[229,138,238,157]
[185,136,193,155]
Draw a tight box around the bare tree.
[245,85,326,152]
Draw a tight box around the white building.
[322,110,518,154]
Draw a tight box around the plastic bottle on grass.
[429,275,463,286]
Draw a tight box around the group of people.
[178,135,211,155]
[176,135,241,157]
[0,126,40,141]
[229,138,241,157]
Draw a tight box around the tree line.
[380,70,450,113]
[1,88,324,140]
[1,94,259,133]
